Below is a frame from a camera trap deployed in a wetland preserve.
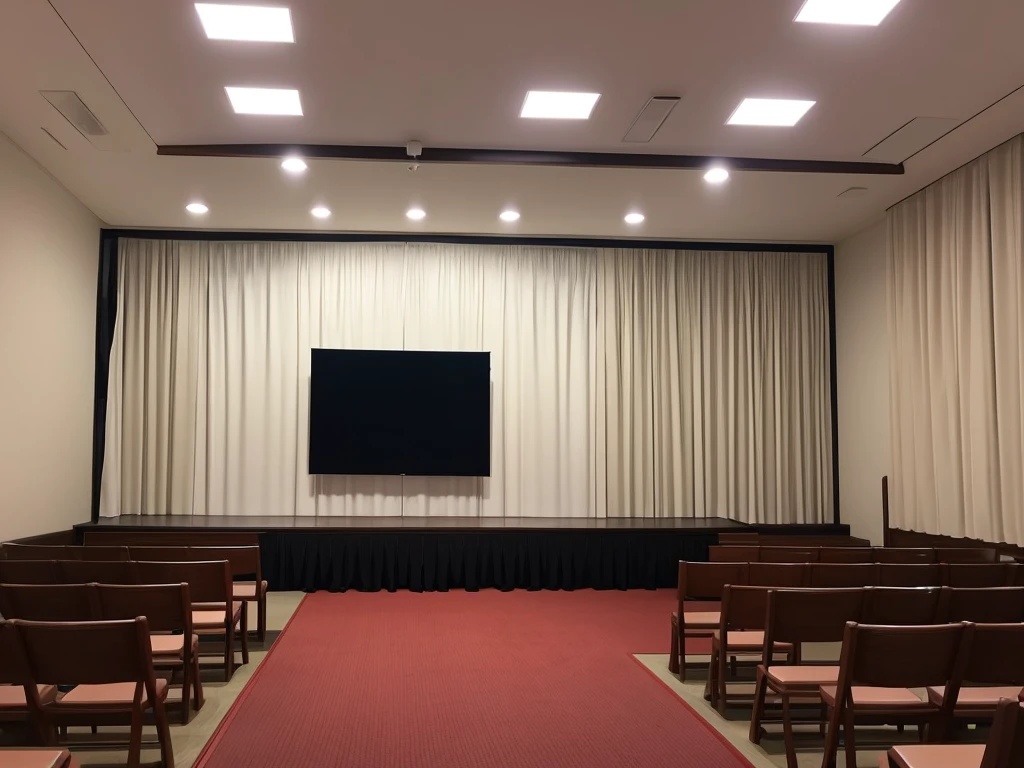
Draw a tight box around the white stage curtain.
[888,134,1024,546]
[100,240,831,522]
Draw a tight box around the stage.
[74,516,849,592]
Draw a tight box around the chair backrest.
[0,620,33,687]
[962,624,1024,686]
[748,562,807,587]
[134,560,231,604]
[678,561,748,601]
[57,560,136,585]
[808,563,879,588]
[708,545,759,563]
[0,560,58,585]
[863,586,948,625]
[190,546,261,580]
[12,617,155,687]
[874,548,936,564]
[946,564,1014,588]
[818,547,875,564]
[0,584,97,622]
[721,585,772,631]
[947,588,1024,624]
[1,544,129,561]
[938,548,998,564]
[840,621,972,689]
[878,563,942,586]
[979,699,1024,768]
[764,588,866,647]
[127,546,196,563]
[94,583,192,634]
[759,547,820,563]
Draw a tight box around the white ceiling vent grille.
[39,91,124,151]
[623,97,681,143]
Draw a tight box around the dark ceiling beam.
[156,143,905,176]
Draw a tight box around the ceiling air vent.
[863,117,959,163]
[40,90,108,136]
[623,97,681,143]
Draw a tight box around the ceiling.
[1,0,1023,241]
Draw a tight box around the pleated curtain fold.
[100,240,832,523]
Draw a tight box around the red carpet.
[194,590,749,768]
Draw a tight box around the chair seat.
[673,611,721,629]
[57,679,168,707]
[192,601,243,628]
[881,743,986,768]
[820,685,927,709]
[150,633,199,658]
[232,580,267,600]
[713,630,793,650]
[926,685,1024,709]
[0,750,74,768]
[767,665,840,686]
[0,685,57,709]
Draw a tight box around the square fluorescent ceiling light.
[727,98,815,127]
[795,0,902,26]
[520,91,600,119]
[225,86,302,115]
[195,4,294,42]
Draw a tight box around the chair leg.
[240,603,250,665]
[181,662,192,725]
[782,693,798,768]
[128,707,143,768]
[707,644,718,705]
[843,704,857,768]
[821,703,840,768]
[669,622,680,676]
[224,622,235,681]
[717,643,729,715]
[749,669,768,744]
[153,698,175,768]
[193,652,205,709]
[258,595,267,644]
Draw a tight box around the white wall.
[0,133,100,540]
[834,219,890,543]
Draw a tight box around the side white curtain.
[888,134,1024,546]
[100,240,831,522]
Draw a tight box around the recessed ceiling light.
[195,4,294,42]
[704,167,730,184]
[185,202,209,214]
[795,0,902,26]
[281,157,307,173]
[311,206,331,218]
[520,91,601,120]
[406,207,426,220]
[727,98,816,127]
[499,210,521,222]
[624,212,645,225]
[225,86,302,116]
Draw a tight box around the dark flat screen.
[308,349,491,476]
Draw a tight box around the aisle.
[194,589,751,768]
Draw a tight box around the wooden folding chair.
[808,563,879,587]
[819,548,875,564]
[0,621,55,743]
[57,561,137,585]
[750,588,867,768]
[945,564,1017,588]
[95,583,203,725]
[11,617,174,768]
[924,624,1024,724]
[0,584,97,622]
[709,585,794,714]
[947,588,1024,623]
[748,563,808,587]
[881,698,1024,768]
[134,561,247,681]
[875,549,937,564]
[0,561,59,585]
[863,587,948,624]
[879,564,943,587]
[670,561,747,678]
[192,546,268,643]
[820,622,973,768]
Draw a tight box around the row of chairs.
[1,615,175,767]
[709,544,998,564]
[671,560,1024,678]
[0,560,248,683]
[733,587,1024,768]
[0,543,268,642]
